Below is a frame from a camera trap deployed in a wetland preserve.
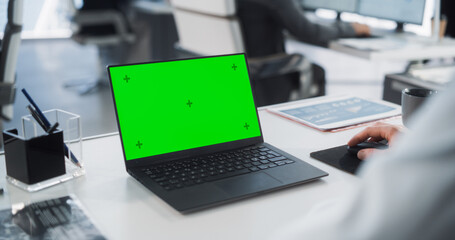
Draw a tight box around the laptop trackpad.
[215,172,282,196]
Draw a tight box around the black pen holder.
[2,128,66,185]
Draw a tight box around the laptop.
[107,53,328,213]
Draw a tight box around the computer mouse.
[356,34,380,39]
[347,142,389,156]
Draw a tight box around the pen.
[21,89,51,127]
[26,105,59,134]
[26,105,47,131]
[22,89,82,168]
[47,122,59,134]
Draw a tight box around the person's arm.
[272,83,455,239]
[250,0,368,46]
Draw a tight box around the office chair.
[65,0,135,95]
[441,0,455,38]
[170,0,317,106]
[0,0,23,121]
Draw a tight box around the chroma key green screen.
[109,54,261,161]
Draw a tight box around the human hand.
[351,22,371,37]
[347,123,403,160]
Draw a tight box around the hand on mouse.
[351,22,371,37]
[348,123,403,160]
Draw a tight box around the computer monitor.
[301,0,358,13]
[358,0,426,25]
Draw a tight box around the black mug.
[401,88,437,127]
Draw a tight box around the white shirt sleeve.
[274,82,455,240]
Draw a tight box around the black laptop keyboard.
[141,146,295,191]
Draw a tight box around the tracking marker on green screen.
[109,54,261,161]
[186,99,193,108]
[136,140,143,149]
[123,75,131,83]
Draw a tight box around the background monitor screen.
[109,54,261,161]
[301,0,358,13]
[358,0,426,25]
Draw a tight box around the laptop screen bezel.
[107,53,265,169]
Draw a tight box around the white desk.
[0,99,386,240]
[329,36,455,61]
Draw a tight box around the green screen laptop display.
[109,54,261,161]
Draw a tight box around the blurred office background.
[0,0,453,147]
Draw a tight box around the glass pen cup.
[6,109,85,192]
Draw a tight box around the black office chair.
[246,53,310,106]
[442,0,455,38]
[0,0,23,121]
[236,0,326,105]
[170,0,322,106]
[65,0,135,94]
